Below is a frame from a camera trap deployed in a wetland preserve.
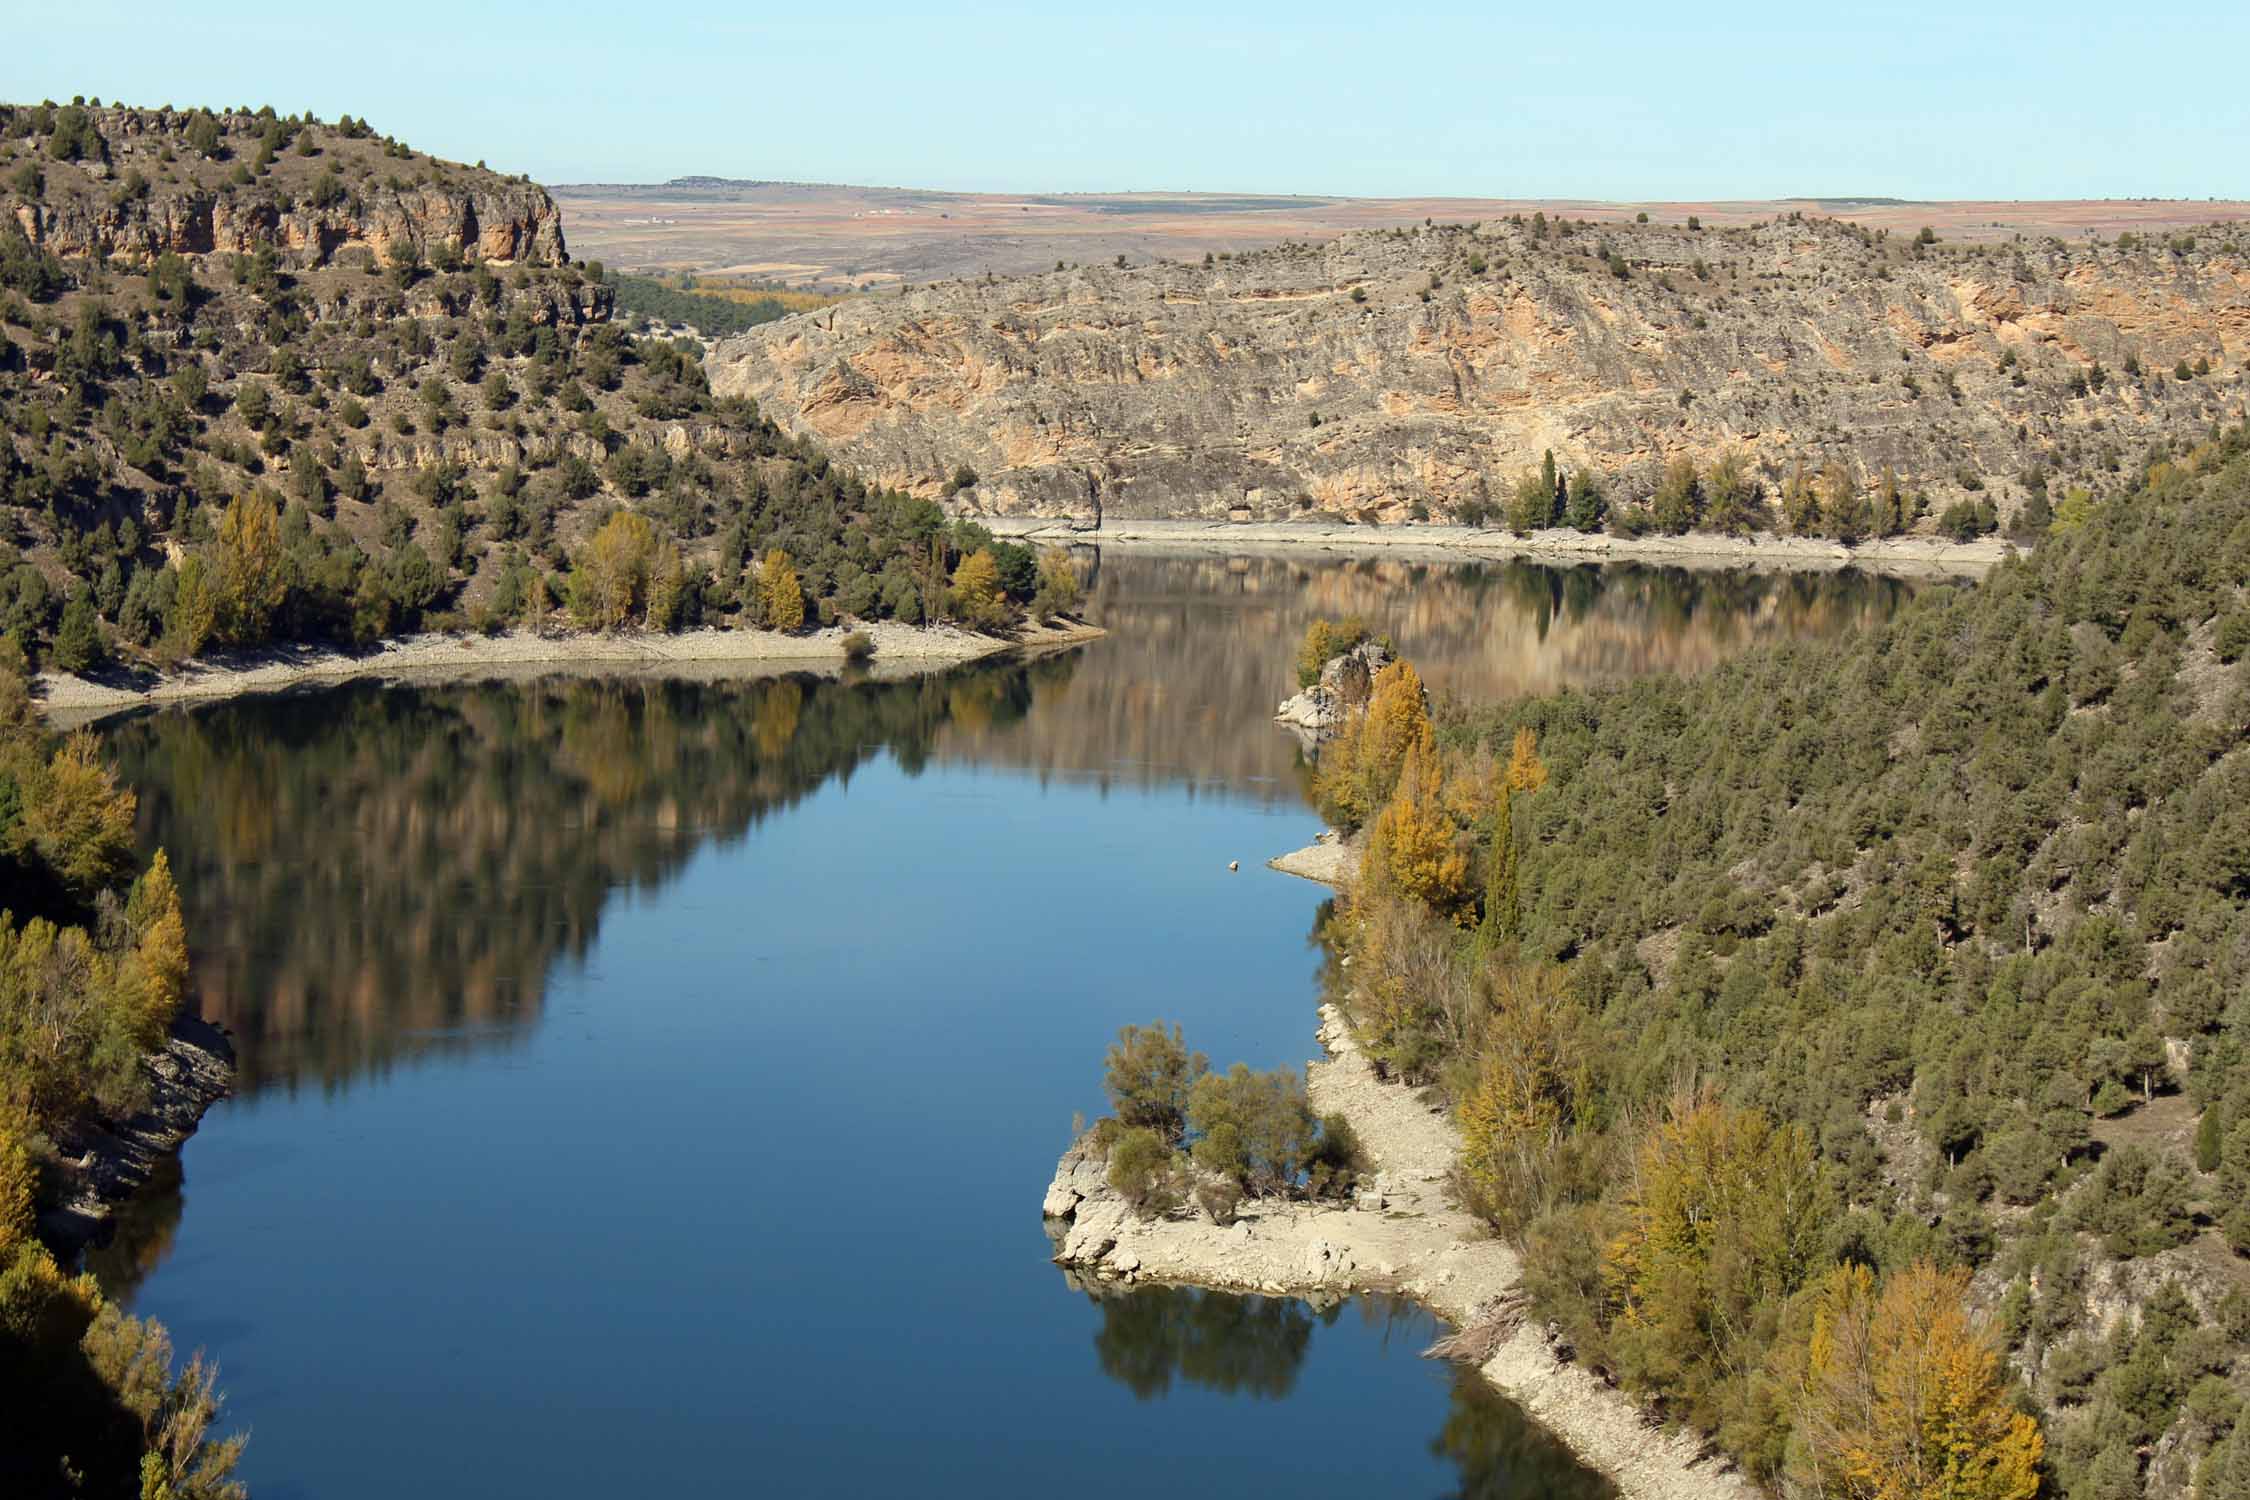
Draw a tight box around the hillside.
[709,215,2250,531]
[1303,430,2250,1498]
[0,101,1068,675]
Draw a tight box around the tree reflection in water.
[1433,1365,1617,1500]
[1091,1282,1324,1400]
[1084,1281,1615,1497]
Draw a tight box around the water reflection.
[1088,1282,1322,1400]
[933,550,1927,798]
[1436,1368,1618,1500]
[1081,1281,1614,1497]
[98,659,1083,1098]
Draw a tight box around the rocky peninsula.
[38,1015,237,1257]
[1044,995,1752,1500]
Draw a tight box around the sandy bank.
[983,515,2009,579]
[1043,1004,1752,1500]
[1267,832,1358,887]
[35,618,1106,725]
[40,1015,236,1258]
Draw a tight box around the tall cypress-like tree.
[1481,786,1519,944]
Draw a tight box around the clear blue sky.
[9,1,2246,199]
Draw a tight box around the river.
[90,549,1926,1497]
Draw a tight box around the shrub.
[840,630,874,663]
[1103,1022,1207,1144]
[1107,1126,1183,1218]
[1187,1062,1318,1196]
[1194,1176,1244,1224]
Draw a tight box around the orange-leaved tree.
[1366,735,1469,914]
[1779,1260,2043,1500]
[1319,658,1431,830]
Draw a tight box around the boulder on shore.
[1275,639,1394,739]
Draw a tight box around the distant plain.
[554,178,2250,289]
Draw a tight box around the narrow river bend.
[92,551,1925,1497]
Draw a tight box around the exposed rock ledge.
[1275,638,1396,742]
[38,1015,237,1258]
[1042,1003,1753,1500]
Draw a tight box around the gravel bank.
[35,618,1106,724]
[985,515,2009,578]
[1267,832,1358,887]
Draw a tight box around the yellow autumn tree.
[0,1106,36,1255]
[760,549,806,631]
[1319,658,1432,830]
[1504,727,1548,793]
[1457,964,1584,1230]
[1604,1093,1826,1425]
[570,510,655,630]
[1367,735,1469,913]
[646,540,685,630]
[118,850,190,1046]
[22,732,139,897]
[1475,727,1546,945]
[167,553,219,661]
[1782,1261,2043,1500]
[214,489,288,644]
[949,547,1008,630]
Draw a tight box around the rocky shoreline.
[34,618,1107,725]
[1044,1004,1752,1500]
[38,1014,238,1259]
[1042,840,1755,1500]
[985,515,2009,577]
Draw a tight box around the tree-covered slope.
[1322,424,2250,1498]
[0,100,1072,674]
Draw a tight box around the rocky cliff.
[3,102,567,267]
[710,216,2250,525]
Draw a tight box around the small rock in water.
[1227,860,1239,871]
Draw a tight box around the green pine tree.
[54,588,103,674]
[1480,789,1520,946]
[2195,1104,2224,1173]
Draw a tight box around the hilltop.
[709,214,2250,534]
[0,101,1076,676]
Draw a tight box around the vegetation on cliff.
[0,647,245,1496]
[0,99,1079,677]
[1313,424,2250,1498]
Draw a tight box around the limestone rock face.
[1276,639,1395,738]
[710,217,2250,523]
[5,105,571,270]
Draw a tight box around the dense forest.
[0,100,1077,678]
[0,647,247,1494]
[1306,426,2250,1499]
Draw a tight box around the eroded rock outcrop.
[3,104,569,269]
[38,1014,236,1255]
[712,217,2250,524]
[1275,638,1395,738]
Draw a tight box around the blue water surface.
[96,552,1914,1496]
